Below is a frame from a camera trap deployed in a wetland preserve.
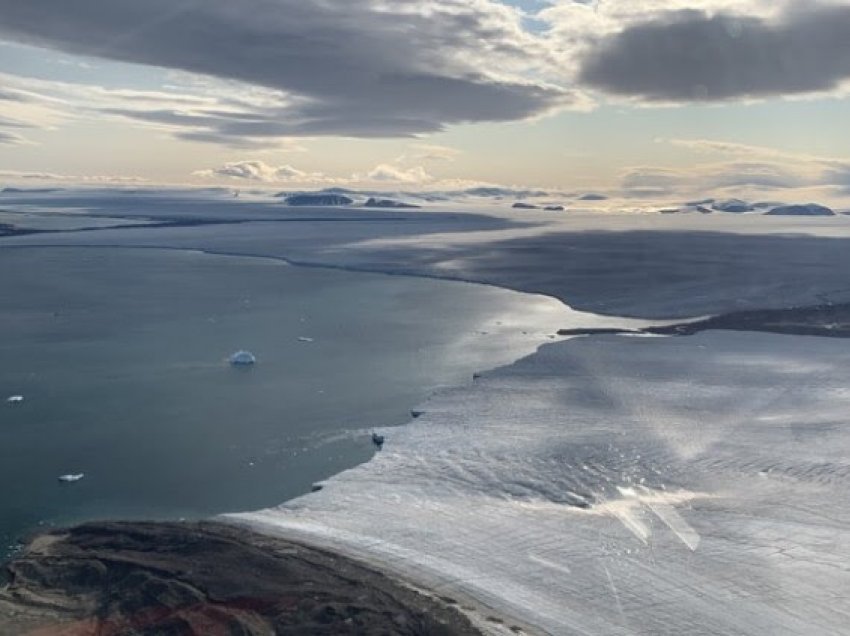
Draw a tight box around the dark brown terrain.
[0,521,483,636]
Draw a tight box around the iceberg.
[6,395,23,404]
[229,350,256,366]
[58,474,84,483]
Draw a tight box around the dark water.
[0,247,569,557]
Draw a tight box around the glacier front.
[233,330,850,635]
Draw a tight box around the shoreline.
[0,243,574,635]
[557,301,850,339]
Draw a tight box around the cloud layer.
[620,138,850,197]
[194,159,436,187]
[579,4,850,101]
[193,161,315,183]
[0,0,572,138]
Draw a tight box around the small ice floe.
[6,395,23,404]
[297,337,314,343]
[229,350,256,366]
[58,473,84,483]
[371,432,385,449]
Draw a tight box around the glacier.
[233,330,850,635]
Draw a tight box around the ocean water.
[0,245,627,557]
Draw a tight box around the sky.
[0,0,849,200]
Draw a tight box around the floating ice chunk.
[58,473,84,483]
[297,337,314,343]
[229,350,256,366]
[6,395,23,404]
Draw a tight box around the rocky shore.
[558,301,850,339]
[0,521,483,636]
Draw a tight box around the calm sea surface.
[0,247,572,557]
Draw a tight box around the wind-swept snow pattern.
[234,331,850,635]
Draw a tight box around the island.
[711,198,754,213]
[281,194,355,206]
[764,203,835,216]
[363,197,421,209]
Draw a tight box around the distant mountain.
[363,197,421,209]
[765,203,835,216]
[577,193,607,201]
[512,202,539,209]
[282,194,354,206]
[711,198,753,213]
[544,205,565,211]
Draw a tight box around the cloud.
[365,164,433,184]
[0,114,36,129]
[0,0,576,138]
[0,169,147,183]
[193,160,323,183]
[0,130,29,145]
[403,143,462,162]
[620,137,850,196]
[578,4,850,101]
[0,70,308,149]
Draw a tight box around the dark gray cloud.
[579,4,850,101]
[0,0,571,138]
[0,114,34,128]
[823,163,850,194]
[0,130,27,144]
[0,87,30,102]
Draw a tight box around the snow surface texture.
[234,331,850,635]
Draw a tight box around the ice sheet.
[233,331,850,635]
